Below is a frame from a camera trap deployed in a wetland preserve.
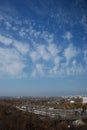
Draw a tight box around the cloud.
[49,56,61,75]
[49,66,58,75]
[0,47,26,78]
[5,21,12,30]
[84,49,87,63]
[19,28,26,37]
[13,41,30,55]
[29,43,61,64]
[64,44,78,63]
[29,42,87,77]
[66,63,85,76]
[18,24,55,45]
[36,64,44,76]
[29,44,57,62]
[0,11,87,79]
[0,34,30,55]
[29,44,50,62]
[36,44,50,61]
[54,56,61,65]
[47,43,60,56]
[63,32,72,40]
[41,31,54,43]
[31,64,44,77]
[0,34,13,45]
[29,51,40,62]
[0,37,86,78]
[30,43,62,77]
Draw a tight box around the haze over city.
[0,0,87,96]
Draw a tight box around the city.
[0,95,87,129]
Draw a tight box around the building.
[82,97,87,104]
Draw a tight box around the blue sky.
[0,0,87,96]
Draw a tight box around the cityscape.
[0,95,87,129]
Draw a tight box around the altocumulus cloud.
[0,34,87,78]
[0,47,26,78]
[0,5,87,79]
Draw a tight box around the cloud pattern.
[0,1,87,79]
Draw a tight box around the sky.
[0,0,87,96]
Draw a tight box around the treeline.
[0,101,87,130]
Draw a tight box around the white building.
[70,100,75,104]
[82,97,87,104]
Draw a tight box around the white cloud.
[36,64,44,76]
[41,31,54,43]
[49,56,61,75]
[31,64,44,77]
[29,51,40,62]
[66,64,85,76]
[64,44,78,63]
[5,21,12,30]
[29,43,60,63]
[75,65,85,74]
[12,26,18,31]
[0,34,13,45]
[0,34,30,55]
[49,66,58,75]
[4,62,25,77]
[84,49,87,63]
[18,24,55,45]
[13,41,30,55]
[0,13,87,79]
[0,47,26,77]
[30,44,51,62]
[63,32,72,40]
[36,44,50,61]
[30,43,62,77]
[54,56,61,66]
[47,43,60,56]
[19,28,26,37]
